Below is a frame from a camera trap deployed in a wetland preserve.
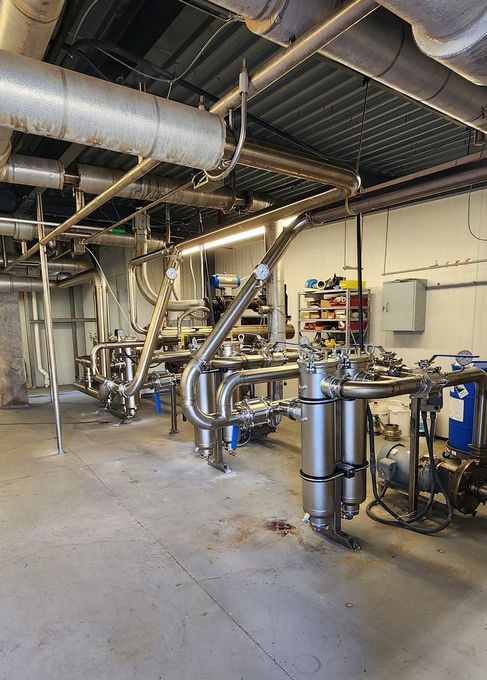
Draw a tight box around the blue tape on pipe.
[153,391,162,414]
[231,425,239,450]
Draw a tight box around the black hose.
[366,406,453,534]
[356,213,364,350]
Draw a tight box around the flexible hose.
[366,406,453,534]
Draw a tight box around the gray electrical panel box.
[382,279,427,332]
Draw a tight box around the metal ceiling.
[1,0,477,237]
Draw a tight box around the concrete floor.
[0,389,485,680]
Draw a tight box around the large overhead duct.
[0,1,64,167]
[0,49,225,171]
[0,154,273,212]
[0,49,362,185]
[209,0,487,132]
[378,0,487,85]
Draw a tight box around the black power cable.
[366,406,453,534]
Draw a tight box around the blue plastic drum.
[449,361,487,454]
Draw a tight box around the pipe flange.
[320,375,346,400]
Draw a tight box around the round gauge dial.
[456,349,473,366]
[254,263,269,281]
[166,267,178,281]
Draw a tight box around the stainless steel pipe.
[5,157,160,271]
[339,355,371,518]
[218,363,299,419]
[194,370,219,455]
[37,213,64,454]
[57,269,110,377]
[77,162,272,212]
[321,366,487,459]
[211,0,378,116]
[0,217,166,248]
[265,221,286,401]
[103,250,181,399]
[0,154,273,212]
[181,214,314,431]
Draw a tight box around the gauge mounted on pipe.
[425,350,478,367]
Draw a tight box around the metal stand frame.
[408,397,421,513]
[208,437,232,473]
[37,193,64,454]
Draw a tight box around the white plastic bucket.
[388,405,410,437]
[370,400,389,424]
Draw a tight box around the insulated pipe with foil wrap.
[0,0,65,168]
[209,0,487,132]
[0,49,366,183]
[0,154,273,212]
[0,49,226,171]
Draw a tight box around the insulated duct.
[0,50,365,184]
[378,0,487,85]
[0,0,65,167]
[0,154,273,212]
[209,0,487,132]
[0,218,166,248]
[0,273,43,292]
[0,49,226,171]
[76,163,272,212]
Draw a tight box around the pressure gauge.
[254,263,269,281]
[166,267,178,281]
[456,349,473,366]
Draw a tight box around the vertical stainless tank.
[194,369,218,456]
[219,341,241,447]
[298,357,339,530]
[340,353,371,518]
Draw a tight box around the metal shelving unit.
[298,288,370,347]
